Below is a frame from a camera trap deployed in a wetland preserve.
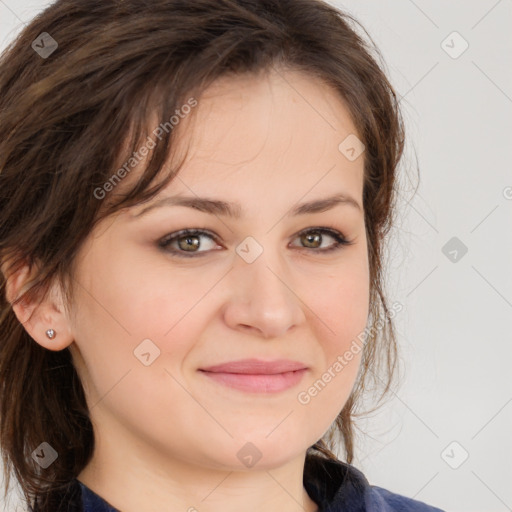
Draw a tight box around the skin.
[6,68,369,512]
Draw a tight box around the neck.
[77,428,319,512]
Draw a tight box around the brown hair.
[0,0,406,509]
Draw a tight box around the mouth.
[198,358,308,394]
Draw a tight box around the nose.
[222,248,306,339]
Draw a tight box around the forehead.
[184,68,359,164]
[125,68,365,218]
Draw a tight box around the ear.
[2,258,74,352]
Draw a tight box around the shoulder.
[304,453,445,512]
[367,485,446,512]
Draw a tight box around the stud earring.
[45,329,56,339]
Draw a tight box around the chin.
[227,433,310,471]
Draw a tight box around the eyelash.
[157,226,354,258]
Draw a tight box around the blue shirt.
[31,454,446,511]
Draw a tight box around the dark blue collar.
[76,480,119,511]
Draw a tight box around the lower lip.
[199,369,308,393]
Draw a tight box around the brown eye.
[292,227,353,253]
[300,231,323,249]
[159,229,220,257]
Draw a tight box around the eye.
[158,227,354,258]
[158,229,221,257]
[290,227,354,253]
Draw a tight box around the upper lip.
[199,358,308,374]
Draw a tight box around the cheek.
[308,254,370,351]
[74,238,210,337]
[295,255,369,415]
[69,247,220,385]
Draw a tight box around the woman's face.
[67,68,369,472]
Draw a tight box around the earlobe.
[2,260,75,352]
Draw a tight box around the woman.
[0,0,445,511]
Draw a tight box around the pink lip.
[198,358,308,393]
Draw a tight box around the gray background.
[1,1,511,511]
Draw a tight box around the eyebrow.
[131,192,362,219]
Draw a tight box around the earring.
[45,329,56,339]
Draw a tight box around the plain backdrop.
[0,1,511,511]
